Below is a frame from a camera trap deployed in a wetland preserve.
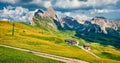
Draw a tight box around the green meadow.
[0,21,120,63]
[0,46,64,63]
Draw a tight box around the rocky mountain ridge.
[32,7,120,48]
[33,7,120,34]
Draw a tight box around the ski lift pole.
[12,22,15,36]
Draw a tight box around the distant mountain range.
[32,7,120,48]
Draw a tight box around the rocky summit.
[34,7,58,21]
[90,16,120,34]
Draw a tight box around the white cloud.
[56,10,91,20]
[0,0,19,4]
[56,11,73,18]
[0,6,35,23]
[56,11,66,18]
[0,0,119,10]
[102,0,119,4]
[74,14,92,20]
[43,1,51,8]
[0,0,119,11]
[64,12,71,16]
[54,0,81,9]
[30,0,52,8]
[53,0,119,9]
[91,9,120,14]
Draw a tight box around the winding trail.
[0,44,88,63]
[76,45,100,58]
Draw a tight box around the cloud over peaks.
[0,6,34,22]
[0,0,19,4]
[53,0,119,10]
[0,0,120,20]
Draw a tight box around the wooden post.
[12,23,15,36]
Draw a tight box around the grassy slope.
[0,21,120,63]
[0,46,63,63]
[90,43,120,61]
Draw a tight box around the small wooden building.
[83,43,91,50]
[65,39,77,45]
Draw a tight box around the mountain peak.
[45,7,56,19]
[34,7,58,20]
[34,9,44,16]
[47,6,55,12]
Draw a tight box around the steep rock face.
[91,17,120,34]
[33,7,59,29]
[44,7,58,20]
[58,16,104,34]
[34,9,44,17]
[63,16,120,34]
[33,7,120,34]
[34,8,120,34]
[61,16,80,29]
[34,7,58,21]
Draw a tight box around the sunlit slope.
[91,43,120,61]
[0,46,64,63]
[0,21,120,63]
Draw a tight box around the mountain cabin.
[83,43,91,50]
[65,39,78,45]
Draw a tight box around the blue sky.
[0,0,120,22]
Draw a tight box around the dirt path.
[0,44,88,63]
[76,45,100,58]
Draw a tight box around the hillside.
[33,7,120,49]
[0,21,120,63]
[53,16,120,49]
[0,46,63,63]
